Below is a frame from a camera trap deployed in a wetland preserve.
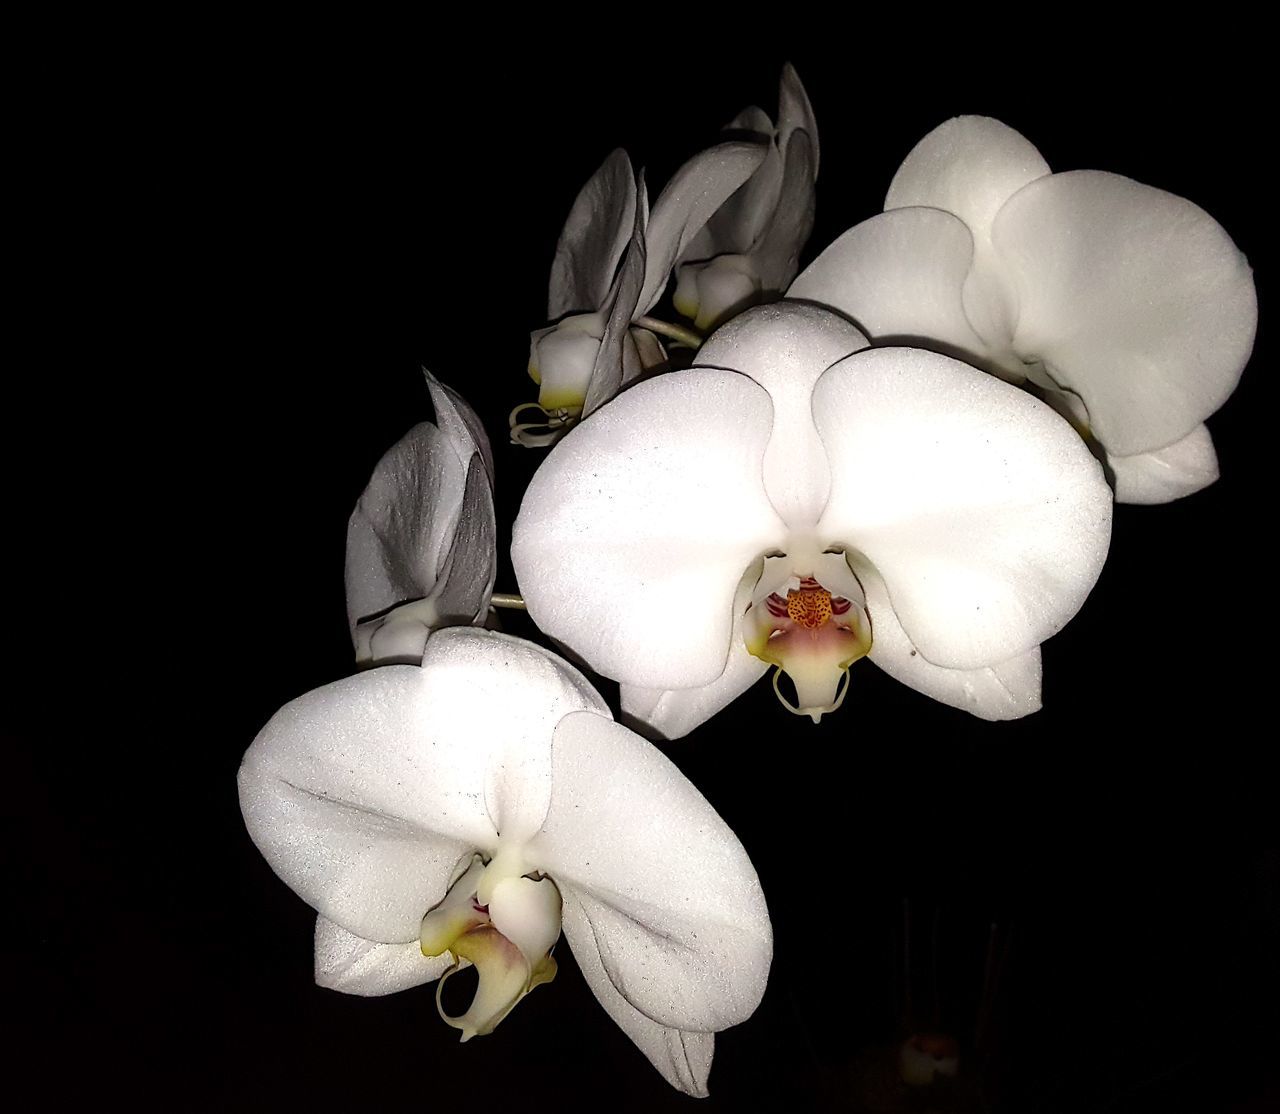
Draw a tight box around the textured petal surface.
[639,140,769,314]
[583,174,647,417]
[426,371,493,485]
[885,115,1050,246]
[563,891,716,1097]
[753,127,816,291]
[548,149,637,319]
[994,170,1257,456]
[512,370,787,689]
[695,302,867,529]
[776,62,819,174]
[789,208,990,363]
[854,561,1042,719]
[427,454,497,624]
[619,566,769,740]
[1108,423,1220,505]
[814,348,1112,670]
[238,629,607,942]
[344,421,463,636]
[529,712,772,1032]
[314,915,449,996]
[695,141,783,259]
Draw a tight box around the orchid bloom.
[789,115,1257,504]
[513,140,767,445]
[238,627,771,1096]
[673,63,819,331]
[512,302,1112,739]
[345,372,496,664]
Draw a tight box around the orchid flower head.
[345,371,496,664]
[238,627,771,1096]
[512,301,1112,739]
[515,140,768,444]
[674,63,819,331]
[789,115,1258,504]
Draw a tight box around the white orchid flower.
[514,141,767,445]
[789,115,1257,504]
[673,63,819,331]
[512,302,1112,739]
[238,627,771,1097]
[345,372,496,664]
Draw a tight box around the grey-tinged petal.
[512,369,787,690]
[548,149,638,319]
[314,915,450,996]
[529,712,771,1035]
[695,301,868,531]
[776,62,819,175]
[853,560,1042,720]
[814,347,1112,671]
[428,453,497,623]
[238,629,607,943]
[426,370,494,485]
[752,127,816,292]
[885,115,1050,248]
[583,169,648,417]
[1108,424,1220,505]
[994,169,1257,457]
[639,140,769,314]
[702,141,785,259]
[788,208,994,368]
[726,104,772,135]
[354,452,498,665]
[345,421,466,639]
[562,891,716,1096]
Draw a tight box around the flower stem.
[490,593,527,611]
[634,315,705,350]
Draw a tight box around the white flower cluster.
[240,66,1255,1098]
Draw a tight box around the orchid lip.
[744,553,872,722]
[419,850,563,1041]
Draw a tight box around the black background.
[21,36,1275,1113]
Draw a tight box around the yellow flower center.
[785,586,832,629]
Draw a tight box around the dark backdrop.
[22,37,1275,1114]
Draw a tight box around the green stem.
[490,592,527,611]
[634,315,705,350]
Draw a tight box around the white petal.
[425,371,493,485]
[238,629,606,942]
[813,348,1112,670]
[619,566,770,740]
[885,115,1050,248]
[548,148,637,319]
[855,561,1042,720]
[344,421,464,637]
[695,301,867,529]
[512,369,787,689]
[994,170,1257,456]
[639,140,769,314]
[620,645,767,742]
[1108,423,1220,505]
[314,915,449,997]
[788,208,991,364]
[529,712,772,1033]
[562,892,715,1096]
